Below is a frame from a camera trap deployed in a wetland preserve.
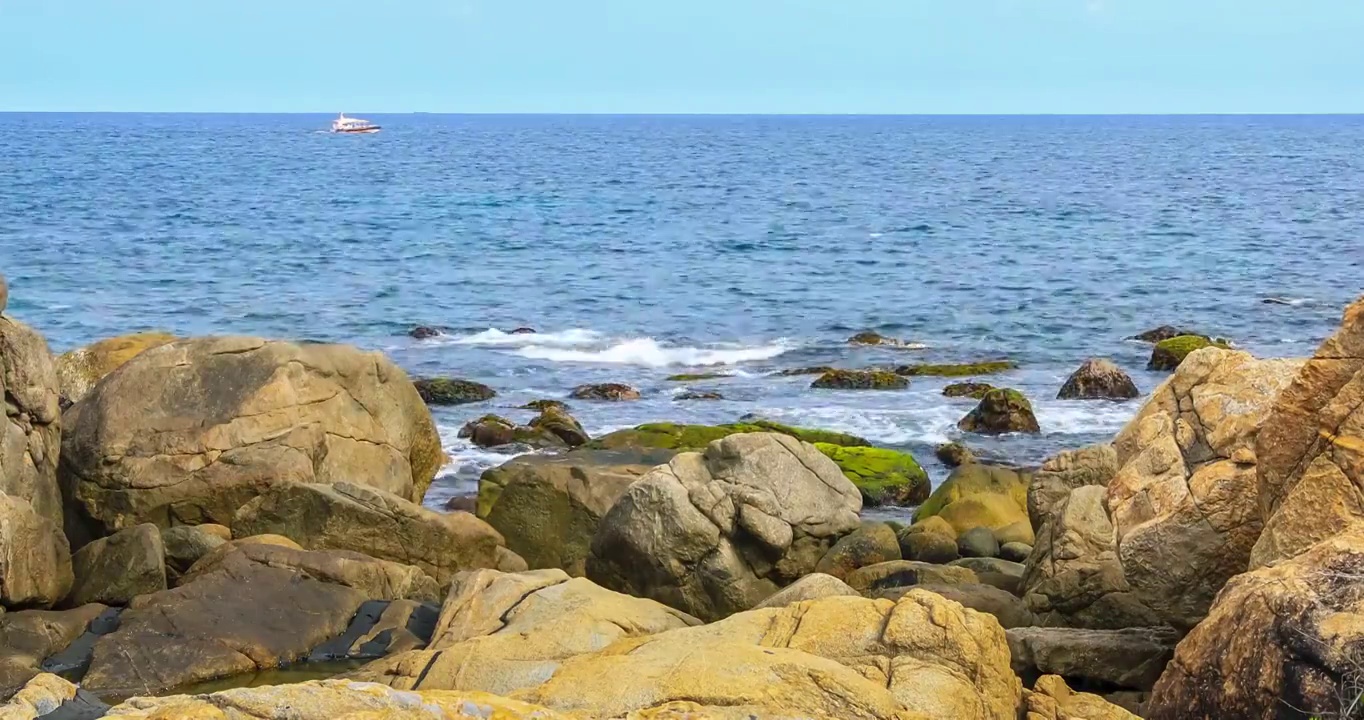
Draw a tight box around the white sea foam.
[514,337,793,367]
[450,328,603,347]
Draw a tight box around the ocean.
[3,113,1362,515]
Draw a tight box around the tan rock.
[0,604,108,699]
[754,572,859,609]
[1023,675,1140,720]
[1026,444,1118,531]
[100,680,573,719]
[586,433,862,620]
[1021,486,1160,629]
[0,673,77,720]
[67,523,166,607]
[233,481,504,589]
[181,537,439,602]
[54,331,176,405]
[845,560,978,593]
[0,494,71,609]
[1148,529,1364,720]
[478,448,675,575]
[1253,295,1364,568]
[60,336,442,534]
[1107,347,1302,629]
[0,316,62,527]
[814,522,902,581]
[914,464,1031,536]
[351,568,699,696]
[160,524,230,584]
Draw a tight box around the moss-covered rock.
[814,443,929,507]
[519,399,569,412]
[773,365,836,377]
[943,381,996,399]
[813,522,902,581]
[957,388,1041,434]
[665,372,731,381]
[458,414,517,448]
[674,390,724,401]
[413,377,496,405]
[895,360,1017,377]
[810,369,908,390]
[569,383,641,401]
[585,421,870,452]
[527,405,590,447]
[847,331,927,349]
[1128,325,1203,343]
[914,464,1031,536]
[1147,335,1230,371]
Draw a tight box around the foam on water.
[513,337,795,367]
[447,328,604,347]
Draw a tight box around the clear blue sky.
[3,0,1362,113]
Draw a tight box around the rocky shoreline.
[4,271,1363,719]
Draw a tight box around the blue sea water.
[2,113,1362,513]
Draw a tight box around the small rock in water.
[774,365,836,377]
[444,495,477,513]
[1261,297,1306,306]
[413,377,497,405]
[943,381,996,399]
[958,388,1041,434]
[675,390,724,401]
[1128,325,1202,343]
[569,383,641,401]
[1057,358,1140,400]
[409,325,443,339]
[520,399,569,411]
[847,331,928,349]
[936,442,976,467]
[810,369,908,390]
[459,415,517,448]
[1147,335,1229,371]
[527,405,591,447]
[509,327,537,334]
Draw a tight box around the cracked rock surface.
[1106,347,1302,630]
[584,432,863,621]
[60,336,443,536]
[1252,295,1364,568]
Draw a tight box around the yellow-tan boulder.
[54,331,176,405]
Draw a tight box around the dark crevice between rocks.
[36,689,110,720]
[308,600,390,662]
[40,607,122,683]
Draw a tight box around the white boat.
[331,113,380,134]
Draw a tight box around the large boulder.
[60,336,443,534]
[0,315,62,526]
[958,389,1040,434]
[1252,296,1364,568]
[232,481,504,589]
[915,464,1031,536]
[477,448,676,576]
[1027,444,1118,531]
[1147,529,1364,720]
[360,576,1021,720]
[66,523,166,607]
[1021,486,1160,630]
[80,538,436,698]
[1056,358,1139,400]
[1007,626,1178,691]
[0,494,72,610]
[586,433,862,621]
[1106,347,1302,630]
[53,332,177,406]
[99,681,571,720]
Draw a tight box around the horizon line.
[4,110,1364,117]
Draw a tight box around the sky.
[2,0,1362,114]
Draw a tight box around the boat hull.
[332,126,381,134]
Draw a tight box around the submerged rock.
[944,381,997,399]
[810,368,908,390]
[958,388,1041,434]
[936,441,976,467]
[412,376,496,405]
[1056,358,1139,400]
[1146,334,1229,371]
[509,326,536,334]
[665,372,731,381]
[896,360,1017,377]
[587,433,861,620]
[674,389,723,400]
[773,365,835,376]
[569,382,640,401]
[1127,325,1203,343]
[407,325,444,339]
[847,331,927,349]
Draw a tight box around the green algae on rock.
[519,399,569,412]
[585,421,870,452]
[958,388,1041,435]
[810,369,908,390]
[1147,334,1230,371]
[847,331,927,349]
[895,360,1017,377]
[412,377,496,405]
[664,372,731,382]
[569,383,641,401]
[773,365,836,377]
[943,381,997,399]
[814,443,929,507]
[914,463,1032,535]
